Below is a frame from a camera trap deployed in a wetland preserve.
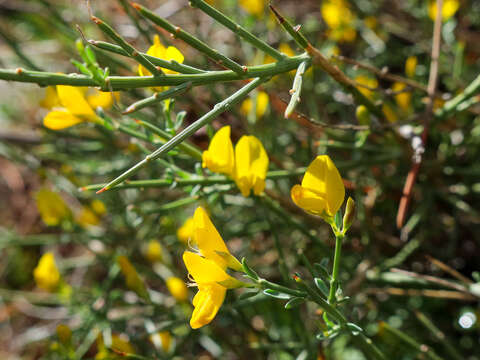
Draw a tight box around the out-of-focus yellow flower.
[364,16,377,30]
[239,0,265,17]
[240,91,269,119]
[76,207,100,228]
[96,334,135,359]
[177,217,194,243]
[428,0,459,21]
[86,90,119,109]
[166,276,188,301]
[356,105,370,125]
[34,252,61,291]
[263,43,295,64]
[405,56,418,78]
[382,104,398,123]
[56,324,72,345]
[35,189,70,226]
[138,35,184,77]
[91,199,107,215]
[117,256,150,301]
[321,0,356,42]
[145,240,163,263]
[291,155,345,218]
[182,207,243,328]
[150,331,172,352]
[202,126,235,176]
[392,82,412,111]
[234,136,269,197]
[43,86,102,130]
[355,75,378,99]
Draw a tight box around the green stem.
[189,0,285,61]
[80,168,306,191]
[285,60,308,118]
[257,279,307,298]
[123,82,192,114]
[88,40,206,74]
[133,118,202,160]
[132,2,245,74]
[0,54,307,89]
[97,77,267,192]
[435,73,480,119]
[91,16,162,77]
[380,322,444,360]
[328,233,344,304]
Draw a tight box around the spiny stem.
[189,0,285,61]
[285,60,308,118]
[81,168,307,192]
[91,16,163,77]
[88,40,206,74]
[131,2,246,74]
[123,82,192,114]
[96,77,267,193]
[0,54,308,89]
[269,5,309,49]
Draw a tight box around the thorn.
[130,2,141,10]
[269,5,285,24]
[242,66,248,73]
[15,68,23,75]
[91,16,102,25]
[96,187,108,194]
[123,106,134,114]
[132,50,138,57]
[289,89,295,95]
[293,24,302,32]
[79,186,87,192]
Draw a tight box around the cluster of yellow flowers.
[181,155,346,328]
[321,0,356,43]
[202,125,269,197]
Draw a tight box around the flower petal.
[234,135,269,197]
[182,251,232,284]
[190,283,226,329]
[192,207,231,268]
[43,110,85,130]
[291,184,327,216]
[300,155,345,216]
[202,126,235,176]
[56,86,97,120]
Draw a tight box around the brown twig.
[332,54,428,93]
[396,0,443,228]
[366,287,477,301]
[426,255,474,284]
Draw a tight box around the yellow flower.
[355,75,378,99]
[86,90,119,109]
[202,126,235,176]
[240,91,269,119]
[43,86,101,130]
[428,0,459,21]
[166,276,188,301]
[382,103,398,123]
[56,324,72,345]
[405,56,417,78]
[138,35,184,77]
[150,331,172,353]
[291,155,345,218]
[234,135,269,197]
[239,0,265,17]
[183,251,239,329]
[35,189,70,226]
[76,207,100,227]
[96,334,135,359]
[392,82,411,111]
[117,256,150,301]
[321,0,356,42]
[177,217,194,243]
[33,252,61,291]
[40,86,61,109]
[182,207,243,328]
[145,240,163,263]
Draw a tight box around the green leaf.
[241,257,259,280]
[285,297,305,309]
[263,289,291,300]
[314,277,329,297]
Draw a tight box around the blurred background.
[0,0,479,359]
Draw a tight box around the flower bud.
[342,197,355,231]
